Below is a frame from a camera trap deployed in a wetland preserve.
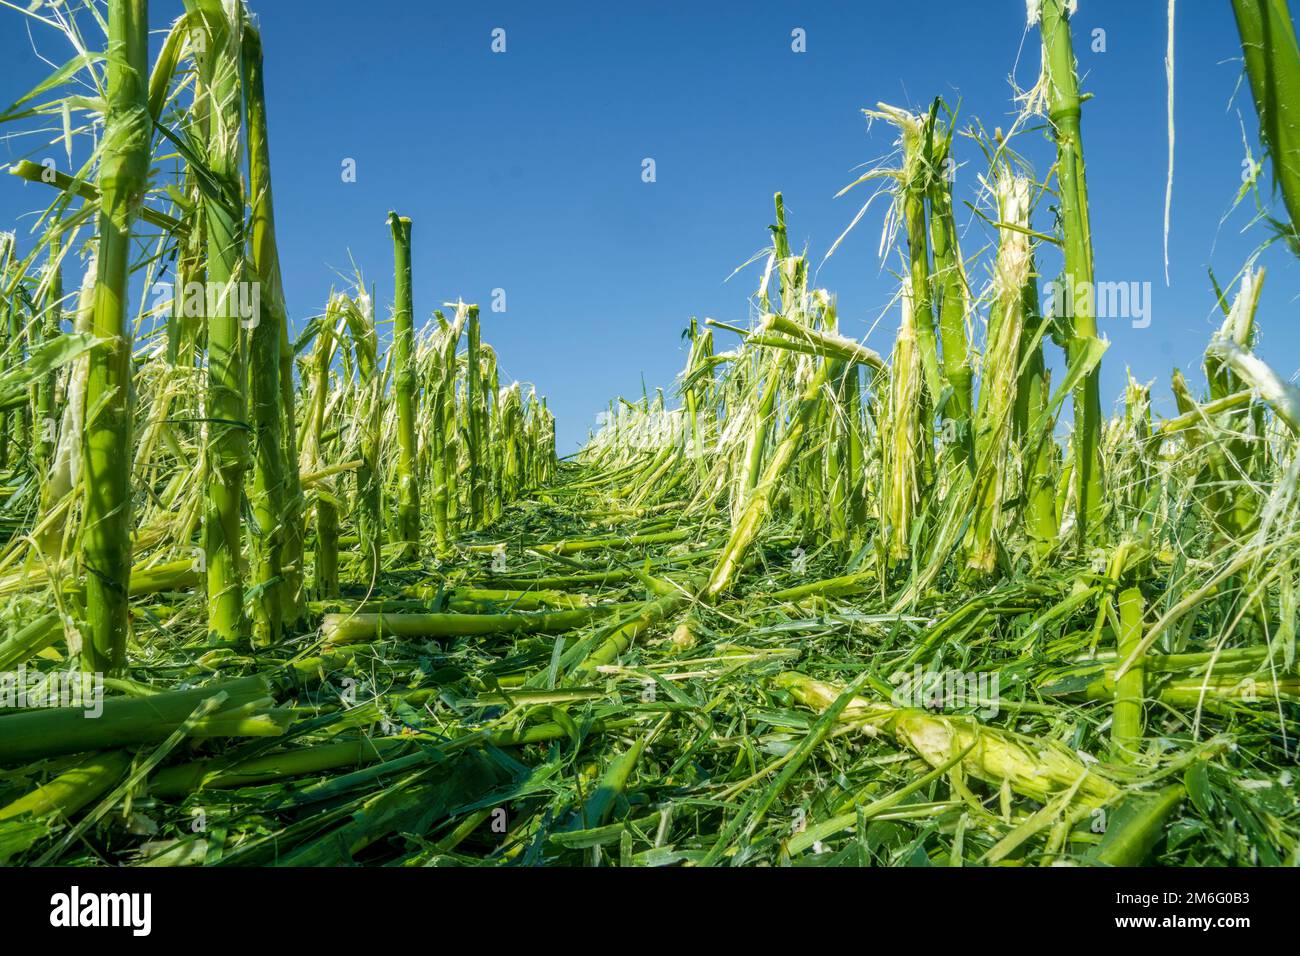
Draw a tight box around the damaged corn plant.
[0,0,1298,868]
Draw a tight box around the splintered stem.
[1040,0,1106,548]
[389,212,420,558]
[82,0,150,673]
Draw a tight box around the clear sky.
[2,1,1297,454]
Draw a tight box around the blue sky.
[2,1,1297,453]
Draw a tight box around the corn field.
[0,0,1298,872]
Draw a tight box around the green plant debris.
[0,0,1297,869]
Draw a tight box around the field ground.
[3,454,1296,868]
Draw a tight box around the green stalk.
[1112,586,1146,762]
[1091,784,1185,866]
[242,23,287,646]
[739,347,789,514]
[0,613,62,671]
[278,360,306,621]
[466,303,485,527]
[388,212,420,558]
[757,315,886,374]
[430,309,462,554]
[35,253,95,560]
[0,676,274,764]
[1170,371,1244,541]
[171,170,205,366]
[968,172,1031,573]
[277,277,304,625]
[321,604,621,645]
[34,235,62,477]
[927,118,973,472]
[442,322,461,528]
[576,720,663,829]
[484,348,500,519]
[684,320,714,478]
[1015,256,1059,549]
[569,589,691,677]
[315,483,339,597]
[883,282,922,563]
[736,201,798,512]
[149,737,411,798]
[770,191,791,300]
[0,303,9,471]
[706,359,832,600]
[0,750,132,823]
[499,382,522,503]
[0,235,16,472]
[1232,0,1300,242]
[7,297,29,459]
[827,361,848,546]
[340,293,382,582]
[779,672,1120,807]
[894,112,943,409]
[190,0,249,642]
[1039,0,1106,546]
[82,0,151,674]
[304,302,341,598]
[843,363,868,546]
